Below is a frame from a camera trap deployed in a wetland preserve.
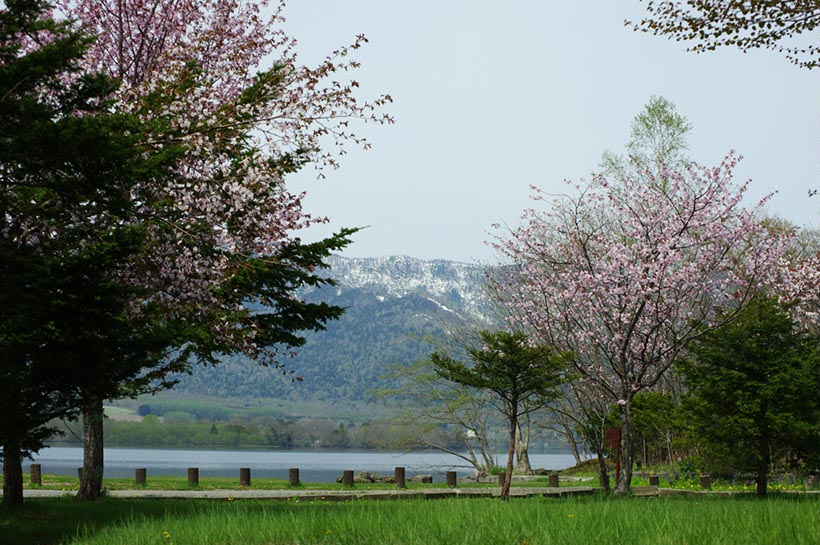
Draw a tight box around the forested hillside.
[170,256,490,402]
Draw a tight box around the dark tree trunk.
[77,397,104,500]
[756,409,770,498]
[500,409,518,500]
[642,438,647,467]
[2,441,24,507]
[568,433,582,466]
[614,400,634,496]
[596,449,610,494]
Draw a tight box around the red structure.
[604,427,622,484]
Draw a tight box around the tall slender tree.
[430,331,567,500]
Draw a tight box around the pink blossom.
[44,0,392,353]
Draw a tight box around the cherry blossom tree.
[48,0,392,498]
[491,153,789,494]
[55,0,393,322]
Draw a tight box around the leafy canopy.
[681,297,820,495]
[430,330,567,414]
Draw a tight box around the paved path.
[23,486,603,500]
[19,486,820,501]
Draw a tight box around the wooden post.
[604,427,621,485]
[30,464,42,485]
[549,473,559,488]
[649,474,660,487]
[240,467,251,487]
[497,472,506,486]
[342,470,354,487]
[395,467,406,489]
[288,467,300,486]
[135,467,147,486]
[446,471,457,488]
[188,468,199,486]
[700,474,711,490]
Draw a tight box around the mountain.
[172,255,491,402]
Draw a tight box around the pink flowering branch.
[51,0,393,353]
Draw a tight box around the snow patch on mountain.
[314,255,491,322]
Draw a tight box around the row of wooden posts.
[30,464,779,490]
[28,464,469,488]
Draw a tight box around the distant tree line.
[47,411,568,454]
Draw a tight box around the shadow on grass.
[0,497,279,545]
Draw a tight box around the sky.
[280,0,819,263]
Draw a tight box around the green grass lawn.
[2,494,817,545]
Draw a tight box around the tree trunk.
[500,410,518,500]
[756,409,770,498]
[568,435,581,466]
[596,449,610,494]
[513,422,533,475]
[77,397,104,500]
[613,400,634,496]
[642,438,647,468]
[2,441,24,507]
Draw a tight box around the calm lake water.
[29,447,580,483]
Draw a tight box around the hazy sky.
[281,1,818,263]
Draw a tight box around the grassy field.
[2,494,817,545]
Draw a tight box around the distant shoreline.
[43,442,576,455]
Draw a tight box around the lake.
[29,447,581,483]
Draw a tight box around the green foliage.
[205,228,358,368]
[626,95,692,167]
[0,0,178,471]
[600,95,691,180]
[631,391,686,467]
[162,412,197,423]
[125,398,236,421]
[430,331,567,411]
[48,412,416,449]
[680,298,820,495]
[431,330,567,496]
